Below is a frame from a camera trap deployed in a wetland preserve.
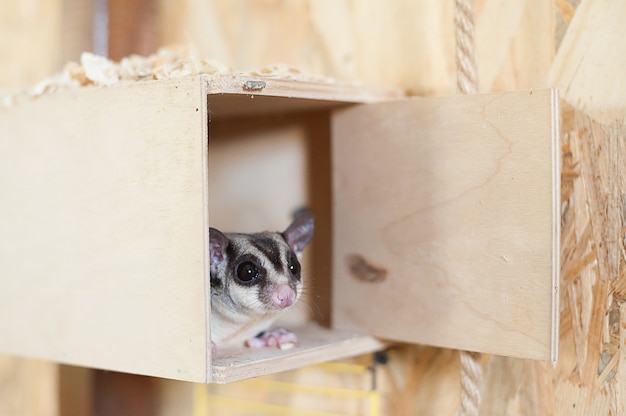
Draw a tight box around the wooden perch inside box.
[0,75,560,383]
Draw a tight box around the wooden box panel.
[332,89,560,361]
[0,77,210,381]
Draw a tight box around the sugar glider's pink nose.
[272,284,296,309]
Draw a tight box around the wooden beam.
[0,355,59,416]
[0,0,62,88]
[93,370,156,416]
[108,0,158,60]
[550,0,626,124]
[59,365,93,416]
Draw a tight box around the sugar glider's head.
[209,210,314,317]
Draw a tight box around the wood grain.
[475,0,554,92]
[616,303,626,416]
[157,0,457,94]
[0,0,62,88]
[332,89,560,360]
[0,355,59,416]
[61,0,94,63]
[59,365,93,416]
[0,76,210,382]
[108,0,158,60]
[550,0,626,124]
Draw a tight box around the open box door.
[331,89,560,361]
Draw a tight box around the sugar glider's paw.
[245,328,298,349]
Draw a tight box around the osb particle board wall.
[1,0,625,415]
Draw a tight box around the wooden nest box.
[0,75,560,383]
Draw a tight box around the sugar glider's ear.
[283,209,314,255]
[209,228,230,267]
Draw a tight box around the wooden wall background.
[1,0,625,414]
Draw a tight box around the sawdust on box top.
[2,45,335,108]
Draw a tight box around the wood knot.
[346,254,387,283]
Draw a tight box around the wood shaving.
[2,45,334,108]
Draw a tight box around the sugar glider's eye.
[288,255,301,276]
[236,261,260,284]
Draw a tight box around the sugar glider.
[209,209,314,349]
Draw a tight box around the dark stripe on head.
[247,234,285,274]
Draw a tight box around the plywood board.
[550,0,626,124]
[203,74,402,121]
[0,76,210,382]
[332,89,560,360]
[211,323,385,384]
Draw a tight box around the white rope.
[454,0,483,415]
[459,351,483,416]
[455,0,479,95]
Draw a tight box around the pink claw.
[245,328,298,349]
